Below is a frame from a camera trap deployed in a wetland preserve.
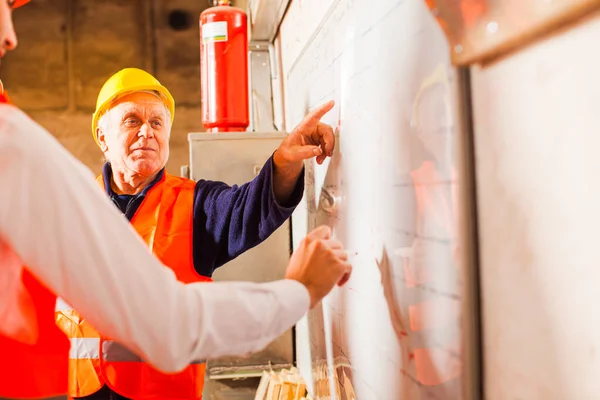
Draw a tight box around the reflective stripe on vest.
[55,173,212,399]
[70,337,100,359]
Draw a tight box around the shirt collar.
[102,163,165,197]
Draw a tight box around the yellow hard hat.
[91,68,175,146]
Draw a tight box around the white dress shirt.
[0,104,309,373]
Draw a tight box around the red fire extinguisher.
[200,0,249,132]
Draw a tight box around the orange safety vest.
[55,173,212,399]
[0,94,70,399]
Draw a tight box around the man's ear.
[96,127,109,152]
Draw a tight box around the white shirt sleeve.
[0,105,309,373]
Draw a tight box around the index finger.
[296,100,335,131]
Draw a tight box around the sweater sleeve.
[192,156,304,276]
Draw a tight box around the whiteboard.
[278,0,476,398]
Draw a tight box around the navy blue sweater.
[102,156,304,277]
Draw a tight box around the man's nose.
[1,28,18,53]
[139,122,154,138]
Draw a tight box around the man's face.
[0,1,18,59]
[97,92,171,178]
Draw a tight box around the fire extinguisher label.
[202,21,228,43]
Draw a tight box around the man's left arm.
[192,156,304,275]
[193,100,337,276]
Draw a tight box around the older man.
[54,67,336,400]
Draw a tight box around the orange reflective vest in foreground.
[55,173,212,399]
[0,266,69,399]
[0,94,70,399]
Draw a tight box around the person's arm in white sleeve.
[0,105,315,372]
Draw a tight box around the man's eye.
[125,118,139,126]
[152,121,162,127]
